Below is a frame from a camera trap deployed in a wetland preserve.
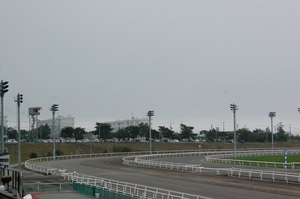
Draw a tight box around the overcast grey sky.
[1,0,300,134]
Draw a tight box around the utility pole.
[147,110,154,153]
[230,103,238,157]
[0,80,9,153]
[50,104,58,160]
[15,93,23,170]
[269,112,276,150]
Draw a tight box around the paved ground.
[20,168,90,199]
[30,192,91,199]
[34,155,300,199]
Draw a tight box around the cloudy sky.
[1,0,300,134]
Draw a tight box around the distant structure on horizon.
[29,107,42,140]
[39,115,75,135]
[106,117,149,132]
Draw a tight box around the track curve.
[37,155,300,199]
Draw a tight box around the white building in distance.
[39,115,75,134]
[106,117,149,132]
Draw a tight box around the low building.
[106,117,149,132]
[39,115,75,134]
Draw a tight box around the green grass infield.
[234,155,300,163]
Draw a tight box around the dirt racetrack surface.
[33,156,300,199]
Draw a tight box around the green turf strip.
[234,155,300,163]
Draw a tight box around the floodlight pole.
[269,112,276,150]
[147,111,154,154]
[0,80,9,153]
[50,104,58,160]
[15,93,23,171]
[0,94,4,153]
[230,103,238,157]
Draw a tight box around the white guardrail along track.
[24,150,211,199]
[122,149,300,183]
[24,149,300,199]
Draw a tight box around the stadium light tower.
[147,110,154,153]
[15,93,23,171]
[0,80,9,153]
[230,103,238,157]
[269,112,276,150]
[50,104,58,160]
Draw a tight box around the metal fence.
[73,183,140,199]
[0,168,25,199]
[24,150,209,199]
[24,148,300,199]
[63,172,208,199]
[205,149,300,169]
[122,149,300,184]
[23,181,73,193]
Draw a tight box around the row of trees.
[203,122,296,143]
[4,122,299,143]
[4,123,196,142]
[60,122,185,141]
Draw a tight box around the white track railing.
[24,148,300,198]
[62,171,210,199]
[122,149,300,184]
[205,149,300,169]
[24,150,210,199]
[24,150,197,175]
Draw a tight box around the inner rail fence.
[205,149,300,169]
[24,148,300,199]
[121,149,300,184]
[24,150,210,199]
[62,171,210,199]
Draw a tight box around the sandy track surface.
[34,156,300,199]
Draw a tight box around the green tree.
[158,126,175,140]
[203,130,214,142]
[149,129,160,140]
[253,128,266,142]
[237,128,252,142]
[37,124,51,139]
[115,128,130,140]
[20,129,29,140]
[126,126,141,138]
[7,127,17,140]
[41,124,52,139]
[6,127,29,141]
[265,127,271,142]
[180,124,194,140]
[275,122,288,142]
[138,123,149,138]
[60,126,74,138]
[95,123,113,140]
[74,127,86,140]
